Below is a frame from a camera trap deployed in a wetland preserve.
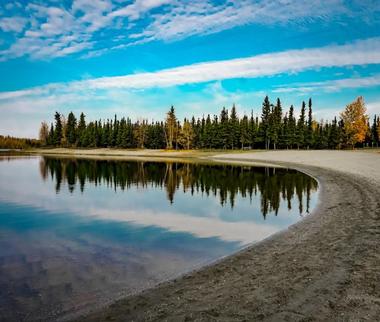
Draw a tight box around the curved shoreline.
[71,150,380,322]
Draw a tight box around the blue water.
[0,156,318,321]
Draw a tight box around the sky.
[0,0,380,138]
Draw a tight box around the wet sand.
[63,150,379,321]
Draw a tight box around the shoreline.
[14,149,380,321]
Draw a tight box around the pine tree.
[220,107,229,149]
[164,106,177,149]
[282,113,289,149]
[329,117,340,149]
[77,113,86,147]
[297,101,306,149]
[271,98,282,149]
[370,115,379,147]
[240,115,250,149]
[260,96,271,149]
[66,112,77,146]
[248,111,257,149]
[306,98,313,149]
[288,105,297,148]
[53,112,63,146]
[229,104,239,149]
[48,123,54,146]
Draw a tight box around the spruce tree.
[271,98,282,149]
[54,112,63,146]
[297,101,306,149]
[220,107,229,149]
[371,115,379,147]
[78,113,86,147]
[288,105,296,148]
[307,98,313,149]
[66,112,77,146]
[260,96,271,149]
[240,115,250,149]
[229,104,240,149]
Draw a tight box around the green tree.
[77,113,86,147]
[370,115,379,147]
[220,107,229,149]
[240,115,250,149]
[260,96,271,150]
[229,104,240,149]
[53,112,63,146]
[66,112,77,146]
[164,106,177,149]
[271,98,282,149]
[297,101,306,149]
[306,98,313,149]
[288,105,297,148]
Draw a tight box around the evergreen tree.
[53,112,63,146]
[271,98,282,149]
[240,115,250,149]
[260,96,271,149]
[288,105,297,148]
[297,101,306,149]
[78,113,86,147]
[229,104,240,149]
[248,111,257,149]
[370,115,379,147]
[306,98,313,149]
[329,117,340,149]
[220,107,229,149]
[66,112,77,146]
[164,106,177,149]
[48,123,54,146]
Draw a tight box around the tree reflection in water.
[40,157,318,218]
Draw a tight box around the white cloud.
[129,0,346,42]
[109,0,172,20]
[0,16,27,33]
[0,0,377,60]
[1,37,380,99]
[77,37,380,90]
[273,74,380,93]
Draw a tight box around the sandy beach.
[41,149,379,321]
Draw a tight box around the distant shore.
[16,149,380,321]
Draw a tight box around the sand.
[57,150,380,321]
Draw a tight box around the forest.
[33,95,380,150]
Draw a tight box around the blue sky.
[0,0,380,137]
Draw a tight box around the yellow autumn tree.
[340,96,369,148]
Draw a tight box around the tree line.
[39,96,379,150]
[0,135,40,149]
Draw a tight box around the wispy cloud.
[0,0,377,60]
[128,0,346,42]
[0,16,27,33]
[1,36,380,99]
[273,74,380,93]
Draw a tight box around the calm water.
[0,155,318,321]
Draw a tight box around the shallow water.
[0,155,318,321]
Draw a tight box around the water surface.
[0,155,318,321]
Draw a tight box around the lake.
[0,155,318,321]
